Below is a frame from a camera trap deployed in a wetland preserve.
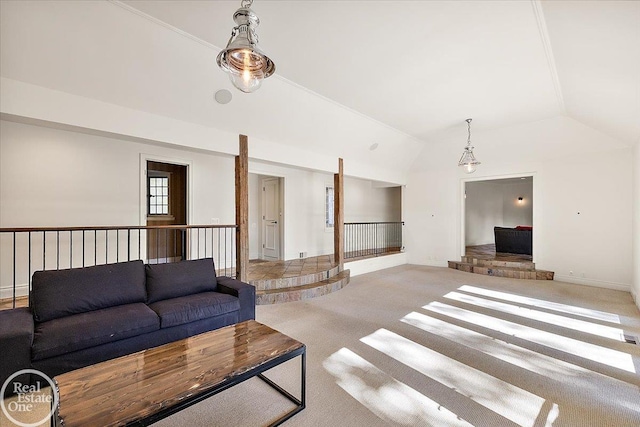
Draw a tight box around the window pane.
[326,186,334,227]
[148,175,170,216]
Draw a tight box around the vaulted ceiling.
[1,1,638,181]
[122,0,640,145]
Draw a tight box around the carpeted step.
[256,270,350,304]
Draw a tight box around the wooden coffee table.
[53,320,306,427]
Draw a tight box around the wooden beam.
[235,135,249,282]
[333,158,344,268]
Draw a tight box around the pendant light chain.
[459,118,480,174]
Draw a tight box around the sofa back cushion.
[145,258,218,304]
[31,260,147,323]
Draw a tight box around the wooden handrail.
[0,224,238,233]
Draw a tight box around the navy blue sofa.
[0,258,255,388]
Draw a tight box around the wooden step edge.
[256,270,350,304]
[449,261,554,280]
[460,256,535,270]
[257,271,350,295]
[250,265,342,291]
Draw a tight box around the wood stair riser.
[448,260,554,281]
[250,266,341,291]
[256,270,350,305]
[460,256,535,270]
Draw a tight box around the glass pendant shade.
[459,147,480,174]
[217,5,275,93]
[458,118,480,174]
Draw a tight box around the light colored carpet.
[4,265,640,426]
[153,265,640,427]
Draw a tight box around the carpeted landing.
[150,265,640,427]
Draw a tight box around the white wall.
[248,162,333,260]
[247,163,403,261]
[0,120,237,227]
[0,0,420,185]
[465,182,504,245]
[502,181,533,227]
[465,180,533,246]
[344,177,401,222]
[0,120,405,287]
[0,119,237,296]
[406,116,633,291]
[633,143,640,309]
[248,173,262,260]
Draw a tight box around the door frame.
[459,172,537,262]
[249,169,285,261]
[139,154,193,260]
[261,177,281,260]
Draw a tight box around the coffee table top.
[54,320,305,427]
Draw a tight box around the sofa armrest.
[0,308,34,389]
[216,276,256,322]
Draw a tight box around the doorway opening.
[146,160,187,263]
[249,173,284,261]
[462,175,533,261]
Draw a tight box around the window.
[325,186,334,228]
[148,175,169,215]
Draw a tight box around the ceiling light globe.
[229,71,263,93]
[219,47,271,93]
[217,4,275,93]
[463,163,477,174]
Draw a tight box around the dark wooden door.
[146,161,187,263]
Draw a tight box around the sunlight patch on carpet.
[444,291,626,341]
[361,328,551,427]
[323,348,472,426]
[458,285,621,324]
[424,302,635,373]
[401,311,640,413]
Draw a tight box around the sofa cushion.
[32,303,159,361]
[31,260,146,323]
[148,292,239,328]
[145,258,218,304]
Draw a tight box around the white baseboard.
[424,260,450,268]
[0,284,29,300]
[346,253,408,277]
[630,288,639,312]
[554,275,631,292]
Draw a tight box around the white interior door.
[262,178,280,260]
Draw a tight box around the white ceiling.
[0,0,638,183]
[121,0,640,145]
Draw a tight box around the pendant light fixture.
[458,118,481,174]
[217,0,275,93]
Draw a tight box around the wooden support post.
[334,158,344,268]
[235,135,249,282]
